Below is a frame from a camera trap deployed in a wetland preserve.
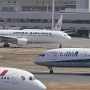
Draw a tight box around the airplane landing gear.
[48,67,53,74]
[59,44,62,48]
[3,43,10,47]
[50,69,53,74]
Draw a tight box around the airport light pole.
[47,3,49,12]
[52,0,55,29]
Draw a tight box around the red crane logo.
[57,23,61,28]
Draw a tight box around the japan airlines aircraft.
[0,29,71,47]
[0,15,71,47]
[0,67,46,90]
[34,48,90,74]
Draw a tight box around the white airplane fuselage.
[0,67,46,90]
[34,48,90,68]
[0,30,71,45]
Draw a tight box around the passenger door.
[81,52,88,59]
[51,52,57,60]
[81,52,90,67]
[12,73,18,84]
[46,52,51,61]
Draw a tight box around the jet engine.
[17,38,28,46]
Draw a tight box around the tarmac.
[0,37,90,83]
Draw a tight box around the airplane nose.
[67,36,71,40]
[36,80,46,90]
[38,83,46,90]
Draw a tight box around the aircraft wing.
[0,35,17,42]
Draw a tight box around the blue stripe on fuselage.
[47,59,90,63]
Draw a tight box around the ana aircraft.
[34,48,90,74]
[0,15,71,48]
[0,67,46,90]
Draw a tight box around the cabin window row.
[13,32,49,34]
[0,33,52,36]
[60,54,78,57]
[1,77,9,79]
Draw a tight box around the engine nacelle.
[17,38,28,46]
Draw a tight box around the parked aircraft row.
[1,15,89,90]
[0,15,72,90]
[0,15,71,48]
[1,48,90,89]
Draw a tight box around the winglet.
[52,15,63,31]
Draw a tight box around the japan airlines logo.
[0,70,8,76]
[57,23,61,28]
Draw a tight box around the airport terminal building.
[0,0,90,37]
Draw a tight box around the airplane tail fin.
[52,15,63,31]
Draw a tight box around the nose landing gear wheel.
[50,69,53,74]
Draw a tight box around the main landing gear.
[50,69,53,74]
[48,67,53,74]
[3,43,10,47]
[59,44,62,48]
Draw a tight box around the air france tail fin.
[52,15,63,31]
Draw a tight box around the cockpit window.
[21,76,25,80]
[28,76,35,81]
[39,54,45,57]
[64,33,68,36]
[64,34,67,36]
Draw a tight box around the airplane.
[0,15,71,48]
[34,48,90,74]
[0,67,46,90]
